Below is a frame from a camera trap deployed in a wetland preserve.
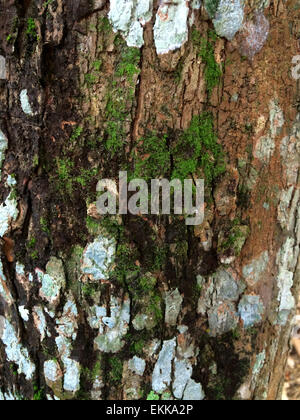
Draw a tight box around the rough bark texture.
[0,0,299,401]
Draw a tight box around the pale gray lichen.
[213,0,244,41]
[0,261,13,304]
[44,359,63,384]
[252,350,266,386]
[128,356,146,376]
[238,295,265,328]
[276,238,296,325]
[108,0,153,48]
[164,288,183,326]
[173,358,193,399]
[20,89,34,116]
[242,251,269,286]
[0,55,6,79]
[0,316,35,380]
[37,257,66,307]
[0,129,8,180]
[0,184,19,238]
[152,338,176,394]
[19,306,29,322]
[55,297,80,393]
[154,0,190,55]
[94,294,130,353]
[183,379,205,400]
[81,236,116,281]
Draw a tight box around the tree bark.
[0,0,299,401]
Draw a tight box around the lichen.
[0,183,19,237]
[152,338,176,394]
[0,55,6,79]
[81,236,116,281]
[108,0,153,48]
[238,295,265,328]
[164,288,183,326]
[94,294,130,353]
[154,0,190,55]
[276,238,296,325]
[0,129,8,180]
[0,317,35,380]
[212,0,244,40]
[37,257,66,307]
[20,89,34,116]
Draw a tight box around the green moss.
[192,29,222,97]
[104,42,140,155]
[130,338,145,356]
[26,18,39,41]
[116,47,141,81]
[172,113,225,184]
[108,357,123,384]
[98,17,112,33]
[219,224,250,256]
[132,133,170,181]
[33,384,45,401]
[70,126,83,142]
[131,112,225,186]
[147,391,160,400]
[204,0,220,17]
[40,217,50,235]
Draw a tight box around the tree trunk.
[0,0,299,401]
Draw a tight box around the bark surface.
[0,0,299,401]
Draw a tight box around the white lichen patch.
[0,261,13,304]
[128,356,146,376]
[154,0,190,55]
[0,186,19,238]
[81,236,116,281]
[108,0,153,48]
[238,295,265,328]
[213,0,244,41]
[276,238,296,325]
[44,359,63,385]
[173,358,193,399]
[94,294,130,353]
[0,129,8,180]
[55,297,80,393]
[19,306,29,322]
[183,379,205,400]
[0,55,6,79]
[20,89,34,116]
[152,338,176,394]
[164,288,183,326]
[242,251,269,286]
[0,316,35,380]
[37,257,66,307]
